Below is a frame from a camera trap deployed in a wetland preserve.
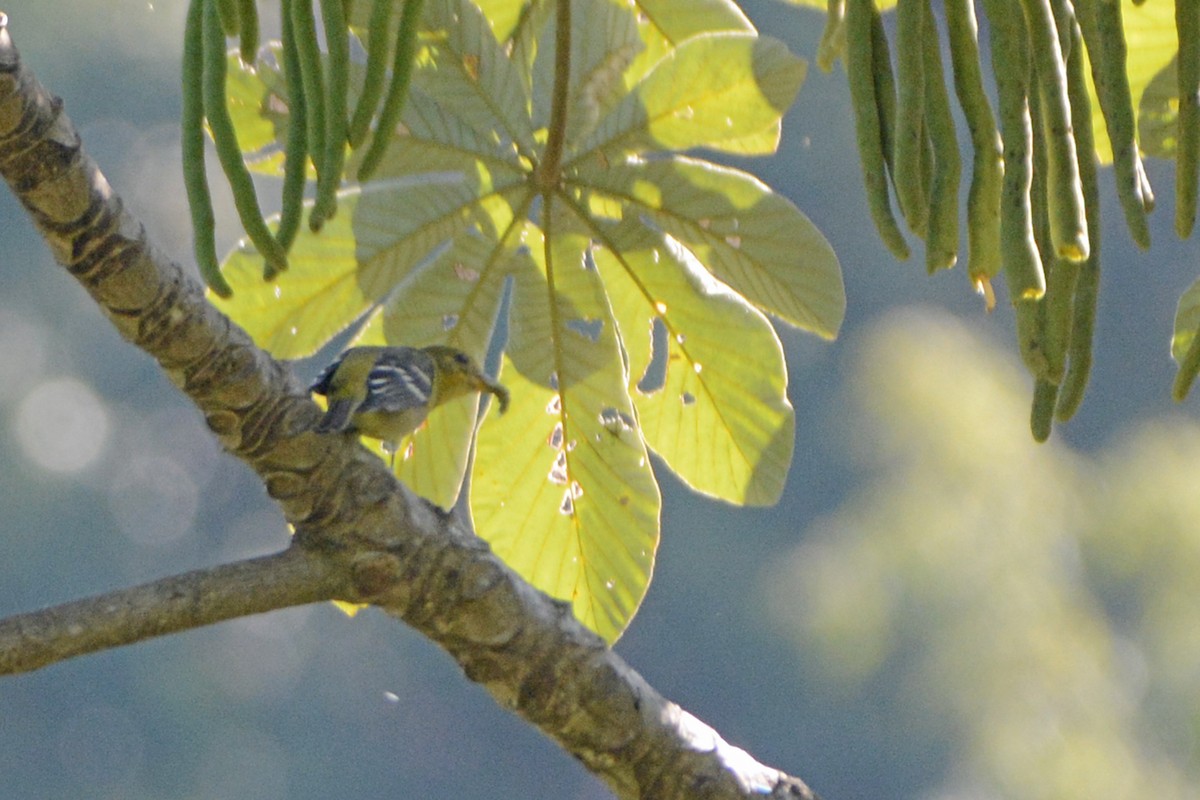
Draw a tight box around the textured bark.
[0,15,819,800]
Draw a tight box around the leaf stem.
[537,0,571,193]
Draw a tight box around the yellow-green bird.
[310,345,509,463]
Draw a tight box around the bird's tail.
[315,400,356,434]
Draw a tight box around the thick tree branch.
[0,15,819,800]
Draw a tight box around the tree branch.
[0,548,342,674]
[0,15,820,800]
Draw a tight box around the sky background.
[2,1,1199,798]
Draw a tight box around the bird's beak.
[478,375,509,414]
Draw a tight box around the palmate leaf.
[213,0,843,640]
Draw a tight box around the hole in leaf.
[558,480,584,514]
[547,422,563,449]
[681,391,696,406]
[442,313,458,330]
[548,451,568,485]
[566,317,603,342]
[636,317,667,394]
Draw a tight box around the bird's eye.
[454,352,470,366]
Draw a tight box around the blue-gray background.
[2,1,1198,798]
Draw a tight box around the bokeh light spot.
[108,456,198,545]
[14,378,109,473]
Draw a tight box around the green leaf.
[211,195,367,357]
[224,49,283,161]
[776,0,896,10]
[625,0,754,91]
[1171,276,1200,363]
[365,230,511,508]
[419,0,537,157]
[213,169,524,357]
[1080,0,1177,163]
[598,244,795,506]
[573,155,845,337]
[216,0,844,639]
[572,32,807,159]
[473,0,532,41]
[472,219,660,642]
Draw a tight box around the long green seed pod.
[202,0,289,276]
[983,0,1046,303]
[358,0,426,182]
[1176,0,1200,238]
[310,0,351,230]
[348,0,396,148]
[276,0,309,255]
[1021,0,1089,261]
[1025,78,1055,381]
[1075,0,1151,247]
[818,0,847,72]
[183,0,232,297]
[1055,14,1101,421]
[1033,87,1080,386]
[236,0,259,65]
[215,0,241,37]
[893,0,929,237]
[1030,378,1059,441]
[944,0,1002,283]
[920,0,960,273]
[290,0,327,217]
[870,9,899,178]
[844,0,909,259]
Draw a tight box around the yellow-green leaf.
[1081,0,1177,163]
[573,155,845,337]
[572,32,806,159]
[361,231,510,508]
[598,244,794,506]
[472,220,660,642]
[419,0,537,156]
[1171,276,1200,363]
[625,0,754,90]
[211,196,367,357]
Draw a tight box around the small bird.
[310,344,509,464]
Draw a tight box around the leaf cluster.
[196,0,844,641]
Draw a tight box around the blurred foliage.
[767,308,1200,798]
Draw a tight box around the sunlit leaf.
[573,155,845,337]
[218,0,840,639]
[1081,0,1177,163]
[572,32,806,159]
[224,49,284,162]
[1171,276,1200,362]
[420,0,537,156]
[366,231,511,508]
[211,195,367,358]
[625,0,754,90]
[774,0,897,10]
[598,243,794,505]
[472,220,660,641]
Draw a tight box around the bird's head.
[423,345,510,413]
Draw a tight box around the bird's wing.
[360,349,435,413]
